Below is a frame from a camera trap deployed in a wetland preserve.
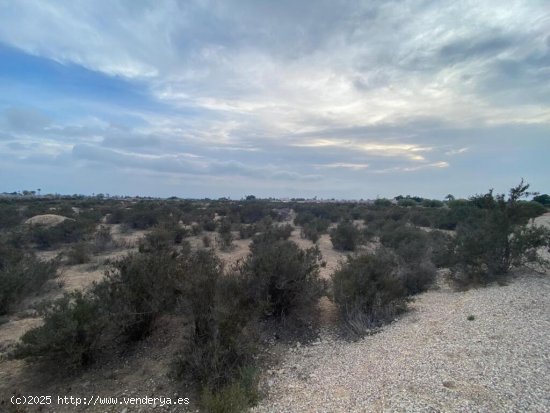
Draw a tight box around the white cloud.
[0,0,548,197]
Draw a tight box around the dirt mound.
[24,214,71,227]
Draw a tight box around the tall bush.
[450,181,550,285]
[330,221,361,251]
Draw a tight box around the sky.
[0,0,548,199]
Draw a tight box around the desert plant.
[138,225,188,253]
[239,238,324,320]
[0,203,21,230]
[15,291,104,370]
[427,230,453,268]
[533,194,550,206]
[200,366,259,413]
[177,251,260,408]
[95,251,181,341]
[191,223,202,236]
[333,249,406,336]
[0,244,59,315]
[450,181,550,285]
[93,225,114,252]
[330,221,361,251]
[29,218,94,249]
[65,242,91,265]
[217,219,233,250]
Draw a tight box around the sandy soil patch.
[25,214,71,227]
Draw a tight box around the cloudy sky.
[0,0,548,199]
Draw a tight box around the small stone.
[442,380,456,389]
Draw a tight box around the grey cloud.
[438,35,514,63]
[102,133,162,149]
[72,143,321,182]
[3,107,51,133]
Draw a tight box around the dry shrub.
[332,249,406,337]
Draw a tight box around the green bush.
[240,238,324,320]
[200,367,259,413]
[177,250,260,407]
[93,225,114,252]
[202,219,217,232]
[301,218,330,243]
[374,198,392,207]
[332,250,406,336]
[138,225,188,253]
[450,181,550,285]
[96,251,181,341]
[379,224,436,294]
[0,203,21,230]
[65,242,91,265]
[330,221,361,251]
[15,291,104,371]
[421,199,444,208]
[427,230,454,268]
[251,224,293,245]
[301,224,320,243]
[533,194,550,206]
[0,244,59,315]
[29,218,95,249]
[217,219,233,250]
[397,198,417,207]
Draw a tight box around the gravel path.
[253,273,550,412]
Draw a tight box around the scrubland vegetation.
[0,181,549,412]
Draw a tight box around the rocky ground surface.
[252,271,550,413]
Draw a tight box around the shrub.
[379,224,436,294]
[138,225,188,253]
[65,242,91,265]
[301,218,330,243]
[251,224,293,245]
[533,194,550,206]
[123,205,160,229]
[330,221,361,251]
[301,224,320,243]
[15,291,104,371]
[202,235,211,247]
[200,366,259,413]
[374,198,392,207]
[421,199,444,208]
[202,219,217,232]
[427,230,454,268]
[191,223,202,235]
[399,260,436,296]
[332,250,406,336]
[0,244,59,315]
[397,198,417,207]
[0,203,21,230]
[240,238,324,320]
[177,251,260,408]
[238,224,257,239]
[29,218,94,249]
[217,219,233,250]
[450,181,550,285]
[95,251,181,341]
[408,210,432,227]
[93,225,114,252]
